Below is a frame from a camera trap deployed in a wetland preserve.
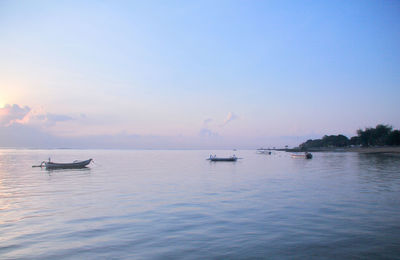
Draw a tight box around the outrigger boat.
[207,155,238,162]
[33,158,93,169]
[257,148,272,155]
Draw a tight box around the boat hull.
[45,159,93,169]
[257,151,272,154]
[208,157,237,162]
[291,154,312,159]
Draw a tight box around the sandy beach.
[347,146,400,154]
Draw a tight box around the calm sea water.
[1,149,400,259]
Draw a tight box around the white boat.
[291,153,312,159]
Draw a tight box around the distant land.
[280,124,400,154]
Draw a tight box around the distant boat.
[291,153,312,159]
[257,148,271,155]
[207,155,238,162]
[34,159,93,169]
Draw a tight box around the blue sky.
[0,1,399,148]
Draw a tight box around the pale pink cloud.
[0,104,31,126]
[0,104,74,127]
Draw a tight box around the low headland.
[278,146,400,154]
[280,124,400,154]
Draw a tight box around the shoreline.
[278,146,400,154]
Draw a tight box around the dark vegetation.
[299,124,400,149]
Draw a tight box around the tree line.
[299,124,400,149]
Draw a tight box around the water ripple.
[1,150,400,259]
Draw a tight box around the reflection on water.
[356,153,400,192]
[358,153,400,173]
[0,149,400,259]
[45,167,91,175]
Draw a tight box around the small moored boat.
[291,152,312,159]
[207,155,238,162]
[257,149,272,155]
[34,159,93,169]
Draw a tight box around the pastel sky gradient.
[1,1,399,148]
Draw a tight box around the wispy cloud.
[0,106,299,149]
[0,104,31,126]
[0,104,74,128]
[221,112,238,126]
[17,109,74,127]
[199,112,238,137]
[199,128,219,137]
[46,113,73,122]
[203,118,213,126]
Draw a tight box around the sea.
[1,149,400,259]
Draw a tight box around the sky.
[1,0,399,149]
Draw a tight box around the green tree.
[387,130,400,145]
[357,124,392,146]
[321,135,349,147]
[299,135,349,149]
[349,136,360,146]
[374,124,392,145]
[299,124,400,148]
